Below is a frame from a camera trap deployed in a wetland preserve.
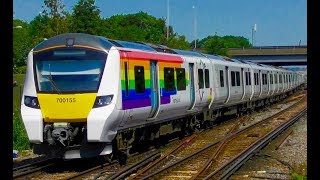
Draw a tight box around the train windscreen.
[33,48,107,93]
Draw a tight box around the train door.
[259,70,262,97]
[149,60,160,118]
[240,68,245,100]
[224,66,231,103]
[267,71,270,95]
[188,63,196,110]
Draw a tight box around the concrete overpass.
[227,46,307,66]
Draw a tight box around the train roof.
[33,33,297,74]
[172,49,205,57]
[33,33,114,52]
[109,39,156,52]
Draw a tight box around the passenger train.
[21,33,305,163]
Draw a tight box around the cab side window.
[134,66,145,93]
[164,67,175,91]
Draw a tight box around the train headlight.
[93,95,113,108]
[24,96,40,109]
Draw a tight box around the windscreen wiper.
[48,64,61,94]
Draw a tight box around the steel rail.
[105,151,161,180]
[13,162,56,179]
[130,134,197,179]
[63,161,117,180]
[13,157,55,172]
[190,116,249,180]
[204,108,307,180]
[141,95,306,179]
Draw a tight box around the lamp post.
[251,24,257,46]
[166,0,170,43]
[193,5,197,50]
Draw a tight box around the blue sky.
[13,0,307,46]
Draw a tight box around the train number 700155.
[56,98,76,103]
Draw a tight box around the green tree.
[101,11,191,49]
[168,34,190,50]
[42,0,69,36]
[71,0,103,35]
[13,19,32,67]
[103,12,167,44]
[201,35,251,55]
[204,35,228,55]
[28,0,70,47]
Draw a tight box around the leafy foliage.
[204,36,228,55]
[71,0,103,35]
[41,0,70,36]
[199,35,252,55]
[13,108,30,151]
[168,35,190,50]
[13,20,32,67]
[13,0,251,68]
[103,12,167,44]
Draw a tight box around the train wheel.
[118,151,127,165]
[102,153,113,163]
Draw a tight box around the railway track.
[205,108,307,180]
[127,94,306,179]
[13,158,59,179]
[64,134,197,180]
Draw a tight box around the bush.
[13,65,26,74]
[13,108,30,151]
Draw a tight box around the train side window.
[274,74,277,84]
[279,74,282,83]
[134,66,145,93]
[219,70,224,87]
[288,75,290,83]
[262,74,264,85]
[164,67,175,91]
[254,73,257,85]
[231,71,236,86]
[289,75,291,82]
[265,74,268,85]
[270,74,273,84]
[245,72,249,85]
[176,68,186,91]
[236,71,240,86]
[205,69,210,88]
[248,72,251,85]
[198,69,204,89]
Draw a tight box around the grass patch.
[291,162,307,180]
[13,74,25,109]
[13,108,30,151]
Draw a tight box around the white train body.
[21,33,305,159]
